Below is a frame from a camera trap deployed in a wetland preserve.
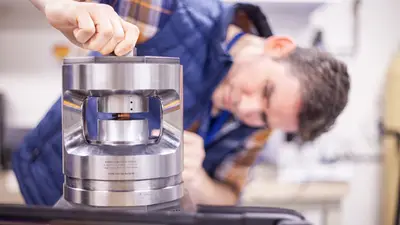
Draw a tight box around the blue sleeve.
[12,98,64,206]
[12,96,99,206]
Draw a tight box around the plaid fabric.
[215,128,271,196]
[95,0,176,43]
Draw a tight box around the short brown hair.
[283,47,350,142]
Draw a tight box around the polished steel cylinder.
[97,95,149,113]
[61,55,183,208]
[97,120,149,144]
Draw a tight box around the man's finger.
[114,20,139,56]
[151,129,160,136]
[183,145,205,159]
[183,131,203,143]
[99,16,125,55]
[73,10,96,44]
[182,170,191,183]
[84,9,114,50]
[183,153,204,164]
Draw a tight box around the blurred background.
[1,1,400,225]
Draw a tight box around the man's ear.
[264,36,296,58]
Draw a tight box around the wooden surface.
[240,164,349,225]
[381,52,400,225]
[0,171,24,204]
[381,136,399,225]
[241,164,349,206]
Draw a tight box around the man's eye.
[263,81,275,107]
[261,112,268,126]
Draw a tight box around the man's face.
[212,36,301,132]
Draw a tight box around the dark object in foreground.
[0,204,311,225]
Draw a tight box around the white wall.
[0,2,81,129]
[313,2,400,225]
[336,2,399,225]
[253,1,400,225]
[268,1,400,225]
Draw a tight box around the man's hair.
[283,47,350,142]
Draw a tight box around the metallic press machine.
[57,50,189,211]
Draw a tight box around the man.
[12,0,350,206]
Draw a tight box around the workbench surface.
[0,171,24,204]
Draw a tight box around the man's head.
[212,35,350,141]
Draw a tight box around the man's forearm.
[30,0,53,12]
[189,169,238,205]
[30,0,76,12]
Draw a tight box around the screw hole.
[130,101,133,103]
[130,108,133,111]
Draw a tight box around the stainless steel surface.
[97,120,149,144]
[97,95,149,113]
[108,49,136,57]
[63,63,181,92]
[64,183,183,207]
[61,55,183,208]
[54,191,196,213]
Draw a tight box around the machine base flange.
[54,191,196,213]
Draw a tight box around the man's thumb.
[151,129,161,136]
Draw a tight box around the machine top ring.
[63,56,180,65]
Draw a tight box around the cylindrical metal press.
[58,50,185,211]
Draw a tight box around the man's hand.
[183,131,238,205]
[151,129,238,205]
[44,1,139,56]
[183,131,206,186]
